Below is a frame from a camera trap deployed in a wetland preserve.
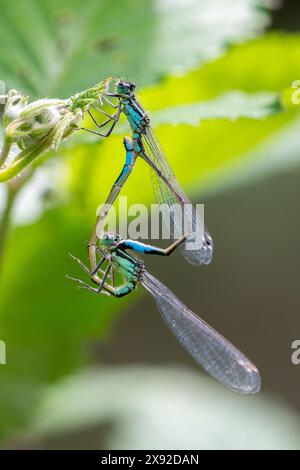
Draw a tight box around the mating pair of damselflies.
[69,130,261,394]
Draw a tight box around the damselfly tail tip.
[231,361,261,395]
[180,229,214,266]
[180,244,213,266]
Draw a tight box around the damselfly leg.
[68,252,116,295]
[68,255,131,298]
[80,100,122,137]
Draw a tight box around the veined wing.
[141,270,261,394]
[142,127,213,265]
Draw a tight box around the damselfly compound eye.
[128,82,135,92]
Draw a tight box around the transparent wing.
[141,270,261,394]
[142,127,213,265]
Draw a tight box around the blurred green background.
[1,0,300,450]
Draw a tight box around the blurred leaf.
[0,0,272,98]
[23,367,300,450]
[140,33,300,109]
[197,114,300,194]
[0,203,137,439]
[150,91,281,126]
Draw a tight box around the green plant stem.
[0,137,12,167]
[0,137,47,182]
[0,184,16,279]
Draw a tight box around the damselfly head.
[116,80,136,96]
[99,232,120,248]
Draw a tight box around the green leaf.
[139,33,300,109]
[143,33,300,194]
[149,91,281,126]
[0,0,272,98]
[0,205,137,438]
